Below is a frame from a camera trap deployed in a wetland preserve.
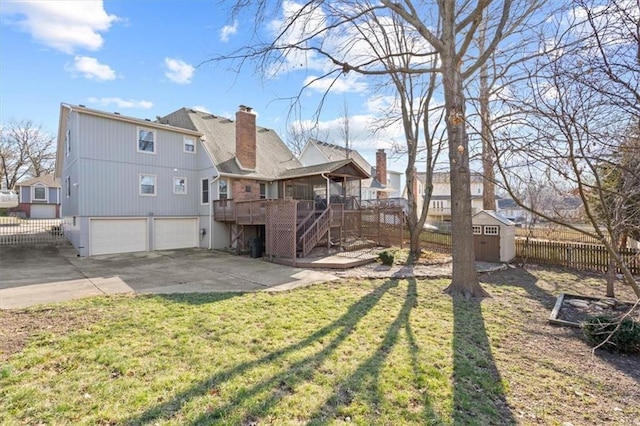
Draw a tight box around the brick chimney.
[236,105,256,170]
[376,149,388,199]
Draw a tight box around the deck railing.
[299,208,331,258]
[213,199,318,225]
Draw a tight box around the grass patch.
[1,268,638,425]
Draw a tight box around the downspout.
[209,174,220,250]
[322,173,330,208]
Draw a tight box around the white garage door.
[31,204,56,219]
[153,218,198,250]
[90,218,147,256]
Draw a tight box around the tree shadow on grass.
[451,296,516,425]
[304,278,442,424]
[480,267,640,380]
[123,279,402,425]
[151,292,243,306]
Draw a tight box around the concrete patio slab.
[0,244,338,309]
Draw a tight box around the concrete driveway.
[0,244,338,309]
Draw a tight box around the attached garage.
[30,204,57,219]
[153,218,198,250]
[90,218,148,256]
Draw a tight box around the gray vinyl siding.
[72,113,204,217]
[17,185,59,203]
[61,111,81,217]
[18,186,29,202]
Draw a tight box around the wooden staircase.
[297,208,331,258]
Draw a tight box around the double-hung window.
[139,174,157,196]
[66,129,71,156]
[33,185,47,202]
[201,178,209,204]
[183,137,195,153]
[173,177,187,194]
[66,176,71,198]
[137,128,155,153]
[219,179,228,200]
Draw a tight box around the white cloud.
[164,58,195,84]
[67,56,116,81]
[1,0,118,54]
[88,97,153,109]
[219,20,238,42]
[303,74,367,94]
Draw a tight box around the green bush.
[378,250,395,266]
[582,314,640,354]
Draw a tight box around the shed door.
[90,218,147,256]
[153,218,198,250]
[474,225,500,262]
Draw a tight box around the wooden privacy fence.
[515,227,604,244]
[419,231,640,275]
[516,239,640,275]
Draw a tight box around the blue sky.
[0,0,406,172]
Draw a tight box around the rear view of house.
[55,103,404,259]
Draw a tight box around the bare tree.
[220,0,544,298]
[285,120,315,158]
[0,119,56,189]
[493,0,640,299]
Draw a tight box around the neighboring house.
[496,195,584,223]
[299,139,403,201]
[407,171,487,221]
[496,197,528,223]
[12,174,61,218]
[55,104,376,257]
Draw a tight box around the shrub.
[582,314,640,354]
[378,250,395,266]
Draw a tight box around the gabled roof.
[305,139,373,175]
[303,139,397,191]
[161,108,301,180]
[278,159,370,180]
[497,198,521,209]
[16,174,60,188]
[473,209,515,225]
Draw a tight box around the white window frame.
[32,184,48,202]
[484,225,499,236]
[183,137,196,154]
[139,174,157,196]
[66,176,71,198]
[472,225,482,235]
[173,176,187,195]
[201,178,209,205]
[137,128,156,154]
[218,178,228,200]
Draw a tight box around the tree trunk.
[606,256,616,298]
[405,166,421,259]
[440,27,489,298]
[479,61,496,211]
